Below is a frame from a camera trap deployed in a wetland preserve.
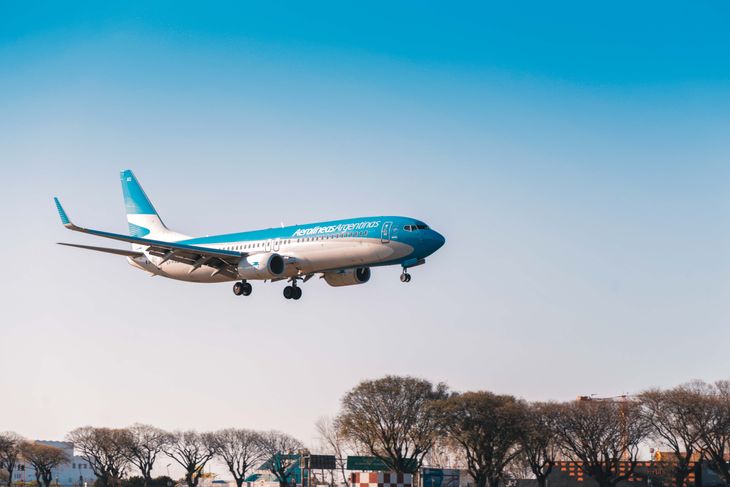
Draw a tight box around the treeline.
[2,378,730,487]
[333,377,730,487]
[0,428,303,487]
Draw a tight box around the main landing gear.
[283,280,303,300]
[232,280,252,296]
[400,268,412,283]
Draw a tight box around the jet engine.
[237,252,285,279]
[323,267,371,287]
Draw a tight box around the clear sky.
[1,0,729,457]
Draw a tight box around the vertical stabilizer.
[120,170,187,242]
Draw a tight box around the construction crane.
[576,393,632,402]
[576,393,636,461]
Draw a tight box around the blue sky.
[1,1,729,454]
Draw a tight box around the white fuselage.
[127,236,413,283]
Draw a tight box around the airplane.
[54,170,446,300]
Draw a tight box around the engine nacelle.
[237,253,285,280]
[323,267,371,287]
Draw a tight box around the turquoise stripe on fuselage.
[180,216,416,244]
[178,215,444,266]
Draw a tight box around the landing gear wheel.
[292,286,302,300]
[283,286,293,299]
[400,272,411,283]
[233,282,244,295]
[242,282,252,296]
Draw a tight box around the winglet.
[53,197,74,228]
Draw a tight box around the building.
[513,460,726,487]
[13,441,97,487]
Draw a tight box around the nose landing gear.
[400,268,411,283]
[232,280,252,296]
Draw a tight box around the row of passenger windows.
[404,224,429,231]
[221,231,370,251]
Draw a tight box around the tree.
[165,431,216,487]
[257,431,304,487]
[640,386,705,487]
[690,380,730,486]
[336,375,448,474]
[517,403,560,487]
[552,399,650,487]
[20,442,69,487]
[437,391,524,487]
[0,432,23,487]
[315,417,354,487]
[422,439,465,473]
[120,424,171,487]
[67,427,129,487]
[209,429,266,487]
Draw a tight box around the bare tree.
[210,429,266,487]
[518,403,560,487]
[165,431,216,487]
[67,427,129,487]
[552,399,650,487]
[119,424,171,487]
[315,417,352,487]
[690,380,730,486]
[437,391,524,487]
[21,442,69,487]
[336,375,448,474]
[640,386,706,487]
[422,438,465,471]
[0,432,23,487]
[257,431,304,487]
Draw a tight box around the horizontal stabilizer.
[57,242,144,258]
[53,197,245,279]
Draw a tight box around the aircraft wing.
[54,197,243,278]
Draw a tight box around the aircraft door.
[265,239,272,252]
[381,221,392,243]
[273,238,280,252]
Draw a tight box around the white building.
[13,441,97,487]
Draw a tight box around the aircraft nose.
[432,230,446,250]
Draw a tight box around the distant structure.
[514,460,726,487]
[243,455,463,487]
[12,441,97,487]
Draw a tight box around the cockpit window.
[416,224,429,230]
[404,225,414,231]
